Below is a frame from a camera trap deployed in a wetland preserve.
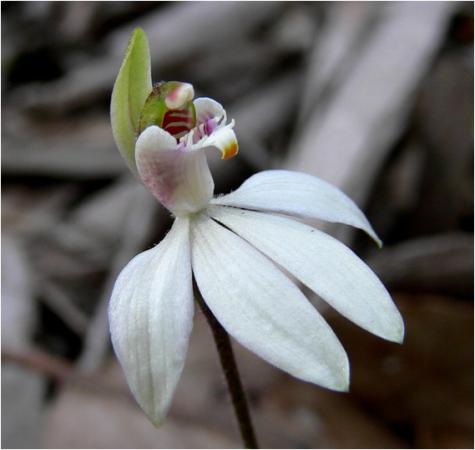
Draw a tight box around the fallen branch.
[2,347,129,400]
[286,2,456,245]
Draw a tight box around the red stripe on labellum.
[165,125,191,137]
[163,109,192,127]
[166,112,191,121]
[163,109,193,139]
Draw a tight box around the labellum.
[139,81,196,140]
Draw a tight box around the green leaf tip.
[111,27,152,172]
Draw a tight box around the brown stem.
[195,286,258,449]
[2,347,128,399]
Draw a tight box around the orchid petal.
[109,218,193,426]
[193,97,225,126]
[211,170,381,245]
[191,214,349,391]
[136,126,214,215]
[202,124,239,160]
[111,27,152,172]
[209,206,404,343]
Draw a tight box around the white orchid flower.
[109,28,404,427]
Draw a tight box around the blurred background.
[1,1,473,448]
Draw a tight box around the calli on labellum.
[109,28,404,427]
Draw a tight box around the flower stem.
[195,287,258,449]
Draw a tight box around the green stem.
[195,287,259,449]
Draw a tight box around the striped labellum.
[162,108,195,139]
[139,81,197,141]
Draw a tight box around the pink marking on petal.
[137,147,183,208]
[204,118,217,136]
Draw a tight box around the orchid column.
[109,28,404,448]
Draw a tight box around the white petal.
[193,97,225,125]
[192,98,238,159]
[136,126,214,216]
[109,218,193,426]
[209,206,404,343]
[201,123,239,160]
[191,214,349,391]
[211,170,381,245]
